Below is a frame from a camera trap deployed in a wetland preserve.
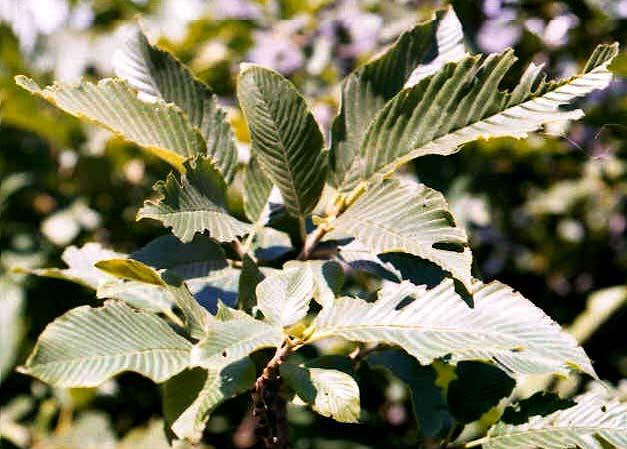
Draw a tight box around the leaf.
[191,311,284,368]
[95,258,165,286]
[359,44,618,184]
[328,179,472,290]
[476,393,627,449]
[20,301,192,387]
[138,157,251,242]
[15,76,205,170]
[254,226,293,261]
[0,277,24,383]
[243,154,273,222]
[238,254,263,313]
[162,271,214,340]
[95,258,212,339]
[237,64,327,217]
[368,349,449,437]
[329,6,466,191]
[281,361,360,423]
[130,234,240,314]
[30,242,125,289]
[114,29,238,182]
[96,279,174,315]
[131,234,228,276]
[256,265,315,327]
[28,243,176,316]
[164,359,255,441]
[309,280,595,378]
[284,260,344,308]
[446,361,515,424]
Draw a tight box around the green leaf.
[447,361,515,424]
[20,301,192,387]
[329,6,466,191]
[237,64,327,217]
[15,76,205,171]
[284,260,344,308]
[256,265,315,327]
[138,157,251,242]
[309,280,595,378]
[191,310,284,368]
[254,227,293,261]
[130,234,242,313]
[359,44,618,184]
[164,360,255,441]
[281,361,360,423]
[238,254,263,313]
[27,243,176,316]
[131,234,228,276]
[29,242,125,289]
[95,258,212,339]
[367,349,449,437]
[95,258,165,286]
[328,179,472,290]
[0,277,24,383]
[114,29,238,182]
[476,393,627,449]
[162,271,214,340]
[96,279,174,315]
[243,154,273,222]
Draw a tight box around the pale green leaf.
[0,277,24,383]
[329,6,466,191]
[27,243,176,316]
[328,179,472,290]
[310,280,595,377]
[254,226,293,261]
[164,359,255,442]
[130,234,240,313]
[95,258,212,339]
[191,310,283,368]
[476,393,627,449]
[29,242,125,289]
[96,279,174,315]
[360,44,618,184]
[284,260,344,308]
[114,29,238,182]
[138,157,251,242]
[237,64,327,217]
[20,301,192,387]
[15,76,205,170]
[281,362,360,423]
[256,265,315,327]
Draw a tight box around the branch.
[252,339,301,449]
[297,224,329,260]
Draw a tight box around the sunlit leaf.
[15,76,205,170]
[138,157,251,242]
[20,301,192,387]
[114,29,238,181]
[310,280,595,377]
[329,179,472,290]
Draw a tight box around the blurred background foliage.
[0,1,625,448]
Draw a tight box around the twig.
[297,224,329,260]
[252,339,301,449]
